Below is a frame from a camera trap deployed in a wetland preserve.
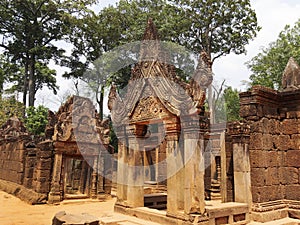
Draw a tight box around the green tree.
[214,86,240,123]
[0,0,97,107]
[223,87,241,122]
[25,105,48,135]
[64,0,260,119]
[0,96,24,126]
[247,19,300,90]
[176,0,260,63]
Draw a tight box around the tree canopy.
[247,19,300,90]
[0,0,97,107]
[25,105,48,135]
[62,0,260,119]
[0,96,24,126]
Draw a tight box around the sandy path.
[0,191,116,225]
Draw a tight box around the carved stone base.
[114,203,209,225]
[251,200,300,223]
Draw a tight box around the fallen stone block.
[52,211,99,225]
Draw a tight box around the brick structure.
[239,57,300,222]
[0,117,51,203]
[0,97,114,204]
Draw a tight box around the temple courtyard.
[2,190,300,225]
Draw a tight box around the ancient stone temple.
[107,19,251,225]
[0,96,113,204]
[47,96,114,203]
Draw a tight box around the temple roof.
[108,19,212,124]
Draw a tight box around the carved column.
[220,131,227,202]
[230,122,252,205]
[91,156,98,199]
[127,125,144,208]
[116,126,128,206]
[97,152,105,195]
[48,151,63,204]
[166,118,184,216]
[182,116,205,215]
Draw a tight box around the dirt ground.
[0,191,116,225]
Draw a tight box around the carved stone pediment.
[130,96,173,123]
[0,116,28,138]
[108,19,211,124]
[52,96,101,145]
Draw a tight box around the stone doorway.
[62,157,92,199]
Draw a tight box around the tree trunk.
[208,84,215,124]
[28,55,36,107]
[96,85,104,121]
[23,60,29,107]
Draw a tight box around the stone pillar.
[231,124,252,205]
[48,152,63,204]
[166,119,184,216]
[220,131,227,202]
[116,135,128,205]
[183,116,205,215]
[127,125,144,208]
[91,156,98,199]
[97,153,105,196]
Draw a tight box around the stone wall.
[0,137,29,184]
[0,135,53,203]
[240,86,300,203]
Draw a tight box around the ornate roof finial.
[282,57,300,90]
[143,18,159,40]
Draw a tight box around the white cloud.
[213,0,300,90]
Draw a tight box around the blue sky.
[36,0,300,111]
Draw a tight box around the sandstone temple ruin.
[1,19,300,225]
[0,96,113,204]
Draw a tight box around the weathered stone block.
[279,167,299,184]
[250,121,263,133]
[250,168,266,187]
[266,167,279,186]
[262,134,273,150]
[291,134,300,150]
[266,151,280,167]
[263,106,278,118]
[286,150,300,167]
[252,185,285,203]
[280,119,300,135]
[250,150,267,168]
[52,211,99,225]
[273,135,291,151]
[268,119,280,135]
[249,133,263,150]
[285,185,300,200]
